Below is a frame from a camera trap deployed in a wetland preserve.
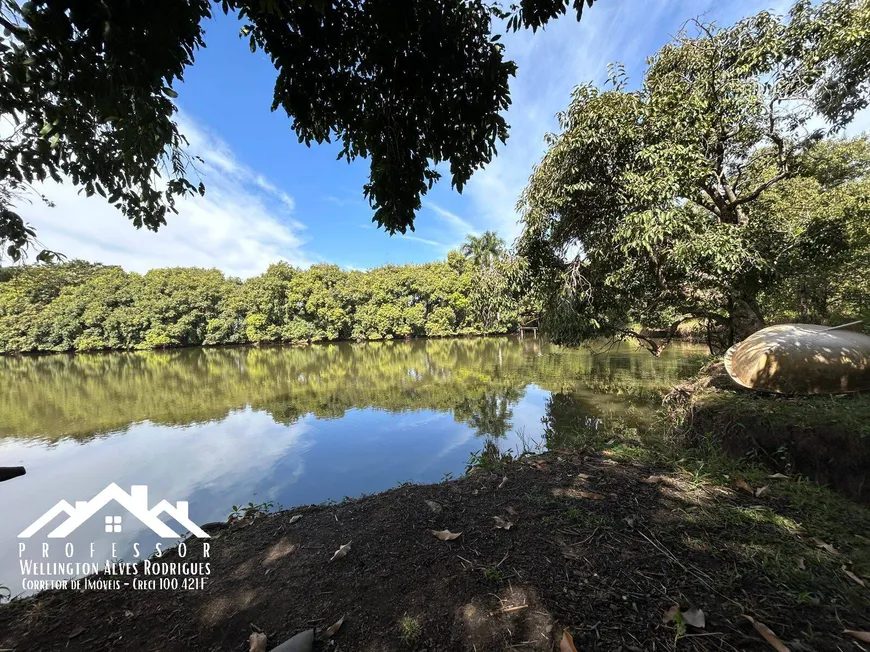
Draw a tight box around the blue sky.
[31,0,868,278]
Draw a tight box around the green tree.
[0,0,599,263]
[460,231,506,268]
[519,2,870,353]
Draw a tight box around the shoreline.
[3,445,868,651]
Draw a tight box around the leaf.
[319,615,344,640]
[814,539,838,555]
[576,490,605,500]
[560,629,578,652]
[162,87,178,98]
[425,500,443,514]
[273,629,314,651]
[329,542,351,562]
[682,607,705,629]
[533,461,548,471]
[735,479,754,493]
[797,557,806,571]
[662,605,680,624]
[288,514,302,524]
[493,516,513,530]
[576,473,591,481]
[842,565,866,587]
[755,485,770,498]
[768,473,789,480]
[498,475,508,490]
[249,632,267,652]
[431,529,462,541]
[505,506,519,517]
[744,615,790,652]
[844,631,870,643]
[663,605,704,629]
[640,475,665,484]
[68,626,85,639]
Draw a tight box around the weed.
[227,500,281,522]
[398,615,421,644]
[482,565,504,582]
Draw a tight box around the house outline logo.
[18,483,210,539]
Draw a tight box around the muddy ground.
[1,451,869,652]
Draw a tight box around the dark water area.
[0,336,706,593]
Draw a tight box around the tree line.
[0,234,528,354]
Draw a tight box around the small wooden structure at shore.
[518,315,540,339]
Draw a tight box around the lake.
[0,336,705,594]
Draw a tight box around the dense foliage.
[0,0,597,263]
[519,0,870,352]
[0,243,524,353]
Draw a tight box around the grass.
[481,566,505,582]
[398,615,421,645]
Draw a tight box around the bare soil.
[1,451,868,652]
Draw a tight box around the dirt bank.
[2,450,868,652]
[666,363,870,502]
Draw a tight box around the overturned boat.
[724,322,870,395]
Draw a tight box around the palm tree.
[460,231,505,267]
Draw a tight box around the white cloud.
[17,113,311,278]
[425,202,477,237]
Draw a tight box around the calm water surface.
[0,337,705,592]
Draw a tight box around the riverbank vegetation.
[0,234,529,354]
[518,1,870,353]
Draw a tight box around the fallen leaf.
[842,565,866,587]
[273,628,314,651]
[814,539,838,555]
[641,475,665,484]
[431,529,462,541]
[768,473,789,480]
[288,514,302,525]
[124,610,134,617]
[329,542,351,562]
[844,631,870,643]
[682,607,706,629]
[735,479,754,494]
[755,485,770,498]
[797,558,806,571]
[663,605,704,629]
[68,627,85,639]
[498,476,508,490]
[506,506,519,517]
[576,473,591,481]
[493,516,513,530]
[424,500,443,515]
[249,632,267,652]
[744,615,790,652]
[533,461,548,471]
[576,490,605,500]
[560,629,578,652]
[662,605,680,624]
[319,615,344,640]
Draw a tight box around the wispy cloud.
[426,202,477,237]
[18,113,312,278]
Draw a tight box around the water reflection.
[0,337,705,592]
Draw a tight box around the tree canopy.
[0,0,597,263]
[518,0,870,353]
